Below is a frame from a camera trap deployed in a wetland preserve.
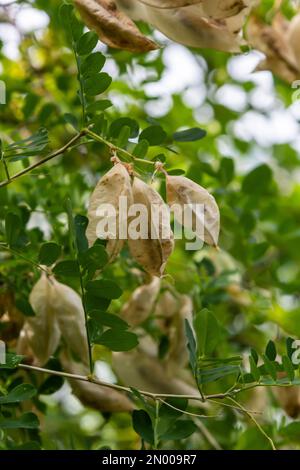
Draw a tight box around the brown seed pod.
[287,13,300,71]
[19,275,89,367]
[60,351,133,412]
[246,14,300,84]
[117,0,248,52]
[74,0,158,52]
[112,348,202,399]
[155,291,193,371]
[166,174,220,247]
[51,279,90,368]
[24,274,61,366]
[86,163,133,262]
[128,177,174,277]
[120,276,161,326]
[274,386,300,418]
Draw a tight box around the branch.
[0,131,86,189]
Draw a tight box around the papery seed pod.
[247,14,299,84]
[274,386,300,418]
[25,274,61,366]
[60,352,134,412]
[166,175,220,247]
[117,0,245,52]
[112,349,203,400]
[202,0,254,20]
[51,279,90,368]
[287,13,300,70]
[86,163,133,262]
[155,291,193,370]
[128,177,174,277]
[120,277,160,326]
[74,0,158,52]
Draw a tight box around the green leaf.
[76,31,98,56]
[242,164,272,195]
[95,329,138,351]
[0,384,36,404]
[0,353,24,369]
[74,214,89,253]
[194,309,220,357]
[132,410,154,445]
[133,140,149,158]
[110,118,139,139]
[249,356,260,382]
[84,73,112,96]
[173,127,206,142]
[38,376,64,395]
[81,52,105,76]
[157,398,188,437]
[89,310,128,330]
[4,128,49,161]
[161,420,197,441]
[0,412,39,430]
[86,100,112,114]
[85,279,122,299]
[79,245,108,270]
[282,355,295,381]
[53,260,80,278]
[185,319,197,375]
[84,291,111,313]
[265,340,277,361]
[5,212,21,246]
[218,157,234,185]
[63,113,79,131]
[198,364,240,384]
[38,242,61,266]
[251,348,259,365]
[139,125,167,146]
[262,355,277,381]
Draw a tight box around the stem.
[153,399,160,450]
[227,397,276,451]
[85,129,156,166]
[78,262,93,374]
[74,46,86,127]
[0,131,86,189]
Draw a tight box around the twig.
[227,397,276,451]
[0,131,86,189]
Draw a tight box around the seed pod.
[155,291,193,370]
[166,174,220,247]
[25,274,61,366]
[247,14,299,84]
[74,0,158,52]
[287,13,300,70]
[120,277,160,326]
[202,0,254,20]
[112,349,202,399]
[60,351,133,412]
[51,279,90,368]
[128,177,174,277]
[117,0,245,52]
[86,163,133,262]
[274,386,300,418]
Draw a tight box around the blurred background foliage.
[1,0,300,450]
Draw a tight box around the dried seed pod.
[287,13,300,70]
[112,349,202,399]
[202,0,254,20]
[120,277,160,326]
[155,291,193,370]
[128,177,174,277]
[60,352,133,412]
[25,274,61,366]
[51,279,90,368]
[166,175,220,247]
[74,0,158,52]
[247,14,299,84]
[86,163,133,262]
[274,386,300,418]
[117,0,246,52]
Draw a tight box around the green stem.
[78,262,93,374]
[74,47,86,127]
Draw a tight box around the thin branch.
[0,131,86,189]
[227,397,276,451]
